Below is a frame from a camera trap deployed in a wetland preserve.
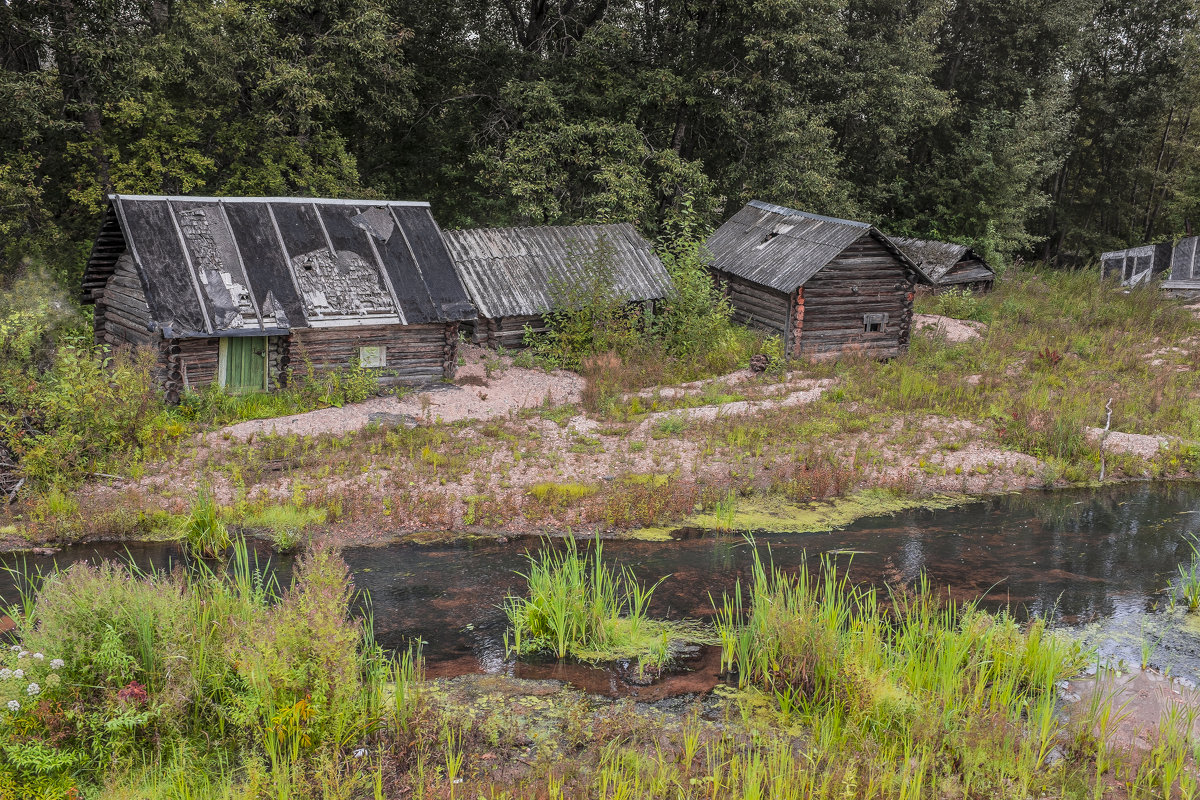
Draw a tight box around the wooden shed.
[892,237,995,293]
[1100,243,1172,287]
[706,201,923,361]
[442,223,671,349]
[81,194,477,401]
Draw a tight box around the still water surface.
[3,482,1199,694]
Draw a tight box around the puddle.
[2,482,1199,696]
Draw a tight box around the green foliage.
[504,535,709,673]
[527,237,647,370]
[179,488,230,558]
[0,540,398,799]
[933,288,981,321]
[715,542,1090,782]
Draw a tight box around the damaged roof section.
[706,201,923,292]
[442,223,672,319]
[82,195,476,337]
[891,237,994,286]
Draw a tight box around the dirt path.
[223,345,583,440]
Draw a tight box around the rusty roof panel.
[707,201,920,292]
[443,223,671,319]
[81,195,476,335]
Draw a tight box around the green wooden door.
[225,337,267,392]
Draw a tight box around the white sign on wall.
[359,345,386,368]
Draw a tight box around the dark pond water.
[3,482,1200,696]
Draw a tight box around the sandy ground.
[1087,427,1171,459]
[913,313,986,343]
[223,345,583,439]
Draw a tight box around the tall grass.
[0,539,412,800]
[503,535,710,673]
[712,541,1091,791]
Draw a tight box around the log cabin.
[442,223,672,349]
[81,194,477,402]
[1163,236,1200,299]
[1100,243,1172,287]
[706,201,924,361]
[892,237,995,294]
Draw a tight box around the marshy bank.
[6,482,1200,684]
[4,482,1200,797]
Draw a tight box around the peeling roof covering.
[442,223,671,319]
[81,194,476,337]
[706,201,921,292]
[891,237,993,284]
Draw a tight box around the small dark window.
[863,312,888,333]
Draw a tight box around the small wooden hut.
[442,223,671,349]
[81,194,477,401]
[1100,243,1172,287]
[892,237,995,293]
[706,201,923,361]
[1163,236,1200,298]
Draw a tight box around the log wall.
[472,314,547,350]
[795,234,915,361]
[288,323,459,385]
[94,256,156,349]
[711,270,792,337]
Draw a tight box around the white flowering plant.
[0,643,64,717]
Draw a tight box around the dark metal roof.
[442,223,671,318]
[1100,242,1172,287]
[891,237,994,284]
[1166,236,1200,287]
[81,194,476,337]
[706,201,921,292]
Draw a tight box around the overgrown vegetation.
[4,538,1198,798]
[0,541,416,799]
[0,272,390,494]
[504,536,709,674]
[525,224,781,414]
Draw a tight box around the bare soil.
[912,313,987,343]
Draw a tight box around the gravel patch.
[913,314,986,343]
[221,344,583,441]
[1087,427,1171,459]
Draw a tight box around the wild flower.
[13,669,24,680]
[50,658,64,670]
[0,669,11,679]
[32,652,43,661]
[45,674,60,688]
[17,651,27,659]
[6,700,17,712]
[8,645,17,652]
[26,683,39,696]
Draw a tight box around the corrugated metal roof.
[442,223,671,318]
[891,237,991,283]
[706,200,920,292]
[81,194,476,337]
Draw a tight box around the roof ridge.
[747,199,870,229]
[109,194,430,208]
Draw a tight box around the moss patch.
[631,489,969,537]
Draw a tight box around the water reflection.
[1,482,1199,692]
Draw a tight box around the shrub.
[0,541,391,799]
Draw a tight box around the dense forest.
[1,0,1198,286]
